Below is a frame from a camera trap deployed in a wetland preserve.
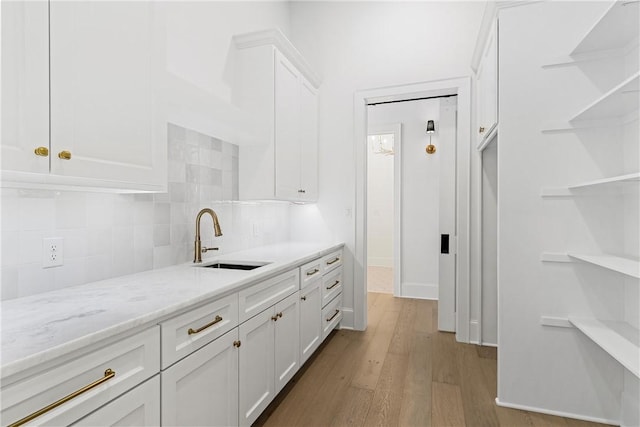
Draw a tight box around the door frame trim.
[353,76,472,343]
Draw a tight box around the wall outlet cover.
[43,237,64,268]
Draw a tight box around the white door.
[238,308,275,426]
[299,78,319,201]
[274,292,300,393]
[161,330,239,427]
[1,0,49,174]
[73,376,160,427]
[437,97,458,332]
[299,280,322,365]
[48,1,166,187]
[274,51,301,200]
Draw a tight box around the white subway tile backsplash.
[1,123,292,300]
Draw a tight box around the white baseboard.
[340,307,355,330]
[481,342,498,347]
[469,320,480,344]
[401,282,438,300]
[495,399,618,426]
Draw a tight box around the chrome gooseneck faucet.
[194,208,223,263]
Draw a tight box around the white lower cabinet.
[299,279,322,365]
[274,292,300,393]
[161,329,239,427]
[73,376,160,427]
[238,307,276,426]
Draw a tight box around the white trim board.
[495,399,618,426]
[401,282,438,300]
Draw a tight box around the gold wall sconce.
[425,120,436,154]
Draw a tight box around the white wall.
[289,1,484,326]
[366,135,394,268]
[368,98,441,298]
[481,138,497,345]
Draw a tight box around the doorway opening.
[354,77,472,339]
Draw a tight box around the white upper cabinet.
[1,1,167,192]
[233,29,320,202]
[476,19,498,146]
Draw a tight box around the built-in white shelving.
[568,317,640,379]
[568,253,640,279]
[571,1,640,56]
[570,72,639,122]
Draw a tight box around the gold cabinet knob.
[233,340,241,348]
[479,126,485,133]
[58,150,72,160]
[34,146,49,157]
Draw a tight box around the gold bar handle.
[306,268,319,276]
[326,280,340,290]
[188,315,223,335]
[326,257,340,265]
[326,309,340,322]
[9,369,116,427]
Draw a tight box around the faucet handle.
[202,247,219,253]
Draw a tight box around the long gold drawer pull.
[326,309,340,322]
[326,257,340,265]
[188,315,223,335]
[9,369,116,427]
[326,280,340,290]
[306,268,319,276]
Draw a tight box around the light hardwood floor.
[255,293,611,427]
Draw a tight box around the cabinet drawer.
[73,375,160,426]
[1,326,160,427]
[238,269,299,322]
[160,293,239,369]
[321,266,343,308]
[321,293,343,341]
[299,258,322,289]
[322,249,343,274]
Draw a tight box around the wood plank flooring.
[254,293,610,427]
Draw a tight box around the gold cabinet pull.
[301,296,307,301]
[58,150,72,160]
[326,280,340,290]
[326,257,340,265]
[34,147,49,157]
[479,126,485,133]
[233,340,241,348]
[306,268,319,276]
[188,315,223,335]
[326,309,340,322]
[271,314,279,321]
[8,369,116,427]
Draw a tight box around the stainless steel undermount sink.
[196,261,271,270]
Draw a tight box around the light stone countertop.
[0,241,344,379]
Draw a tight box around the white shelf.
[570,72,639,122]
[568,253,640,279]
[568,317,640,379]
[571,1,639,56]
[540,172,640,196]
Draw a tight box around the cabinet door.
[274,291,300,393]
[299,280,322,365]
[299,78,319,201]
[72,376,160,427]
[48,1,166,189]
[1,0,49,174]
[162,329,239,427]
[274,50,302,200]
[239,308,275,427]
[477,20,498,143]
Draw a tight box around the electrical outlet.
[43,237,64,268]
